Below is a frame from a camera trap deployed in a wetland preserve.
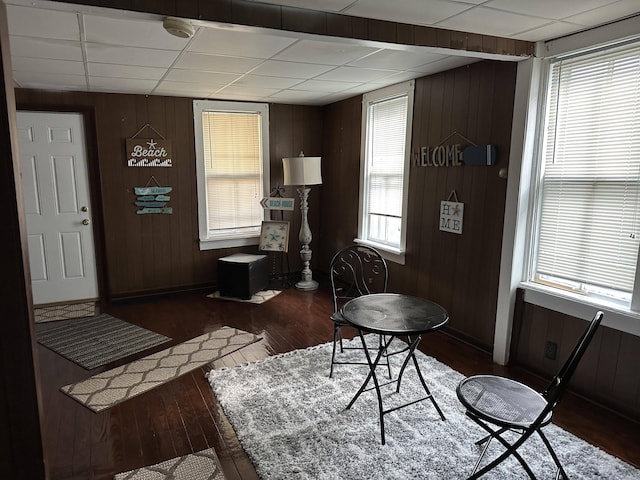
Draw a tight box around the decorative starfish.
[147,139,157,148]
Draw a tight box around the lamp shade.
[282,155,322,186]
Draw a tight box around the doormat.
[62,326,260,412]
[207,289,281,304]
[34,301,97,323]
[113,447,225,480]
[35,313,170,370]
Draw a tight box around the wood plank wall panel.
[317,96,363,271]
[512,296,640,422]
[15,90,323,298]
[319,60,517,350]
[0,4,46,477]
[269,104,324,277]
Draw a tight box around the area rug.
[63,326,260,412]
[34,301,97,323]
[207,289,281,304]
[35,313,170,370]
[114,447,225,480]
[207,337,639,480]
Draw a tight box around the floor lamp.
[282,152,322,291]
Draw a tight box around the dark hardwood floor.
[36,281,640,479]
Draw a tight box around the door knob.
[82,219,90,225]
[81,206,88,212]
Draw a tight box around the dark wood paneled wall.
[15,90,323,299]
[319,60,517,350]
[512,293,640,422]
[0,4,46,478]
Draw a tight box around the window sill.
[354,238,405,265]
[199,235,259,251]
[519,281,640,337]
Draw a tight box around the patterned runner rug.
[114,448,225,480]
[63,326,260,412]
[35,313,171,370]
[34,301,97,323]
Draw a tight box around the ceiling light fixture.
[163,17,194,39]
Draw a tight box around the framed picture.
[259,220,290,252]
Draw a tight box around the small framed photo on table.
[259,220,290,252]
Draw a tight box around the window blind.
[201,111,263,235]
[535,43,640,295]
[365,94,408,246]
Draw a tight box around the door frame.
[17,104,107,307]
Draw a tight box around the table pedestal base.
[346,333,446,445]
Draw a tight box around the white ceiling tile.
[349,49,446,70]
[292,79,363,92]
[249,60,335,79]
[512,21,586,42]
[565,0,640,27]
[11,57,85,76]
[6,0,640,105]
[345,0,473,25]
[83,14,190,50]
[231,74,303,89]
[174,52,263,73]
[412,55,479,73]
[189,27,297,58]
[14,72,87,89]
[315,66,395,82]
[164,69,239,85]
[437,6,552,37]
[153,81,219,97]
[7,5,80,41]
[86,44,180,68]
[88,63,166,80]
[215,84,281,98]
[9,36,83,61]
[485,0,620,21]
[90,77,158,93]
[274,39,378,65]
[267,89,333,103]
[368,70,423,86]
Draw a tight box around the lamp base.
[295,278,319,291]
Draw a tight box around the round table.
[341,293,449,444]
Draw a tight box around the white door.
[18,111,98,305]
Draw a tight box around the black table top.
[341,293,448,336]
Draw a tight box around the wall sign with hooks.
[133,176,173,214]
[126,123,173,167]
[414,131,496,167]
[440,190,464,234]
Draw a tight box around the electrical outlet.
[544,341,558,360]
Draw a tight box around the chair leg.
[537,429,569,480]
[466,416,538,480]
[329,325,340,378]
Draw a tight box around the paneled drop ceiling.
[5,0,640,105]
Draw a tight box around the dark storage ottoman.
[218,253,269,300]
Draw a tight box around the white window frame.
[356,80,414,265]
[193,100,270,250]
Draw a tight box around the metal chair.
[329,244,389,378]
[456,310,604,479]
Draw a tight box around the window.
[529,42,640,308]
[358,81,414,264]
[194,100,269,250]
